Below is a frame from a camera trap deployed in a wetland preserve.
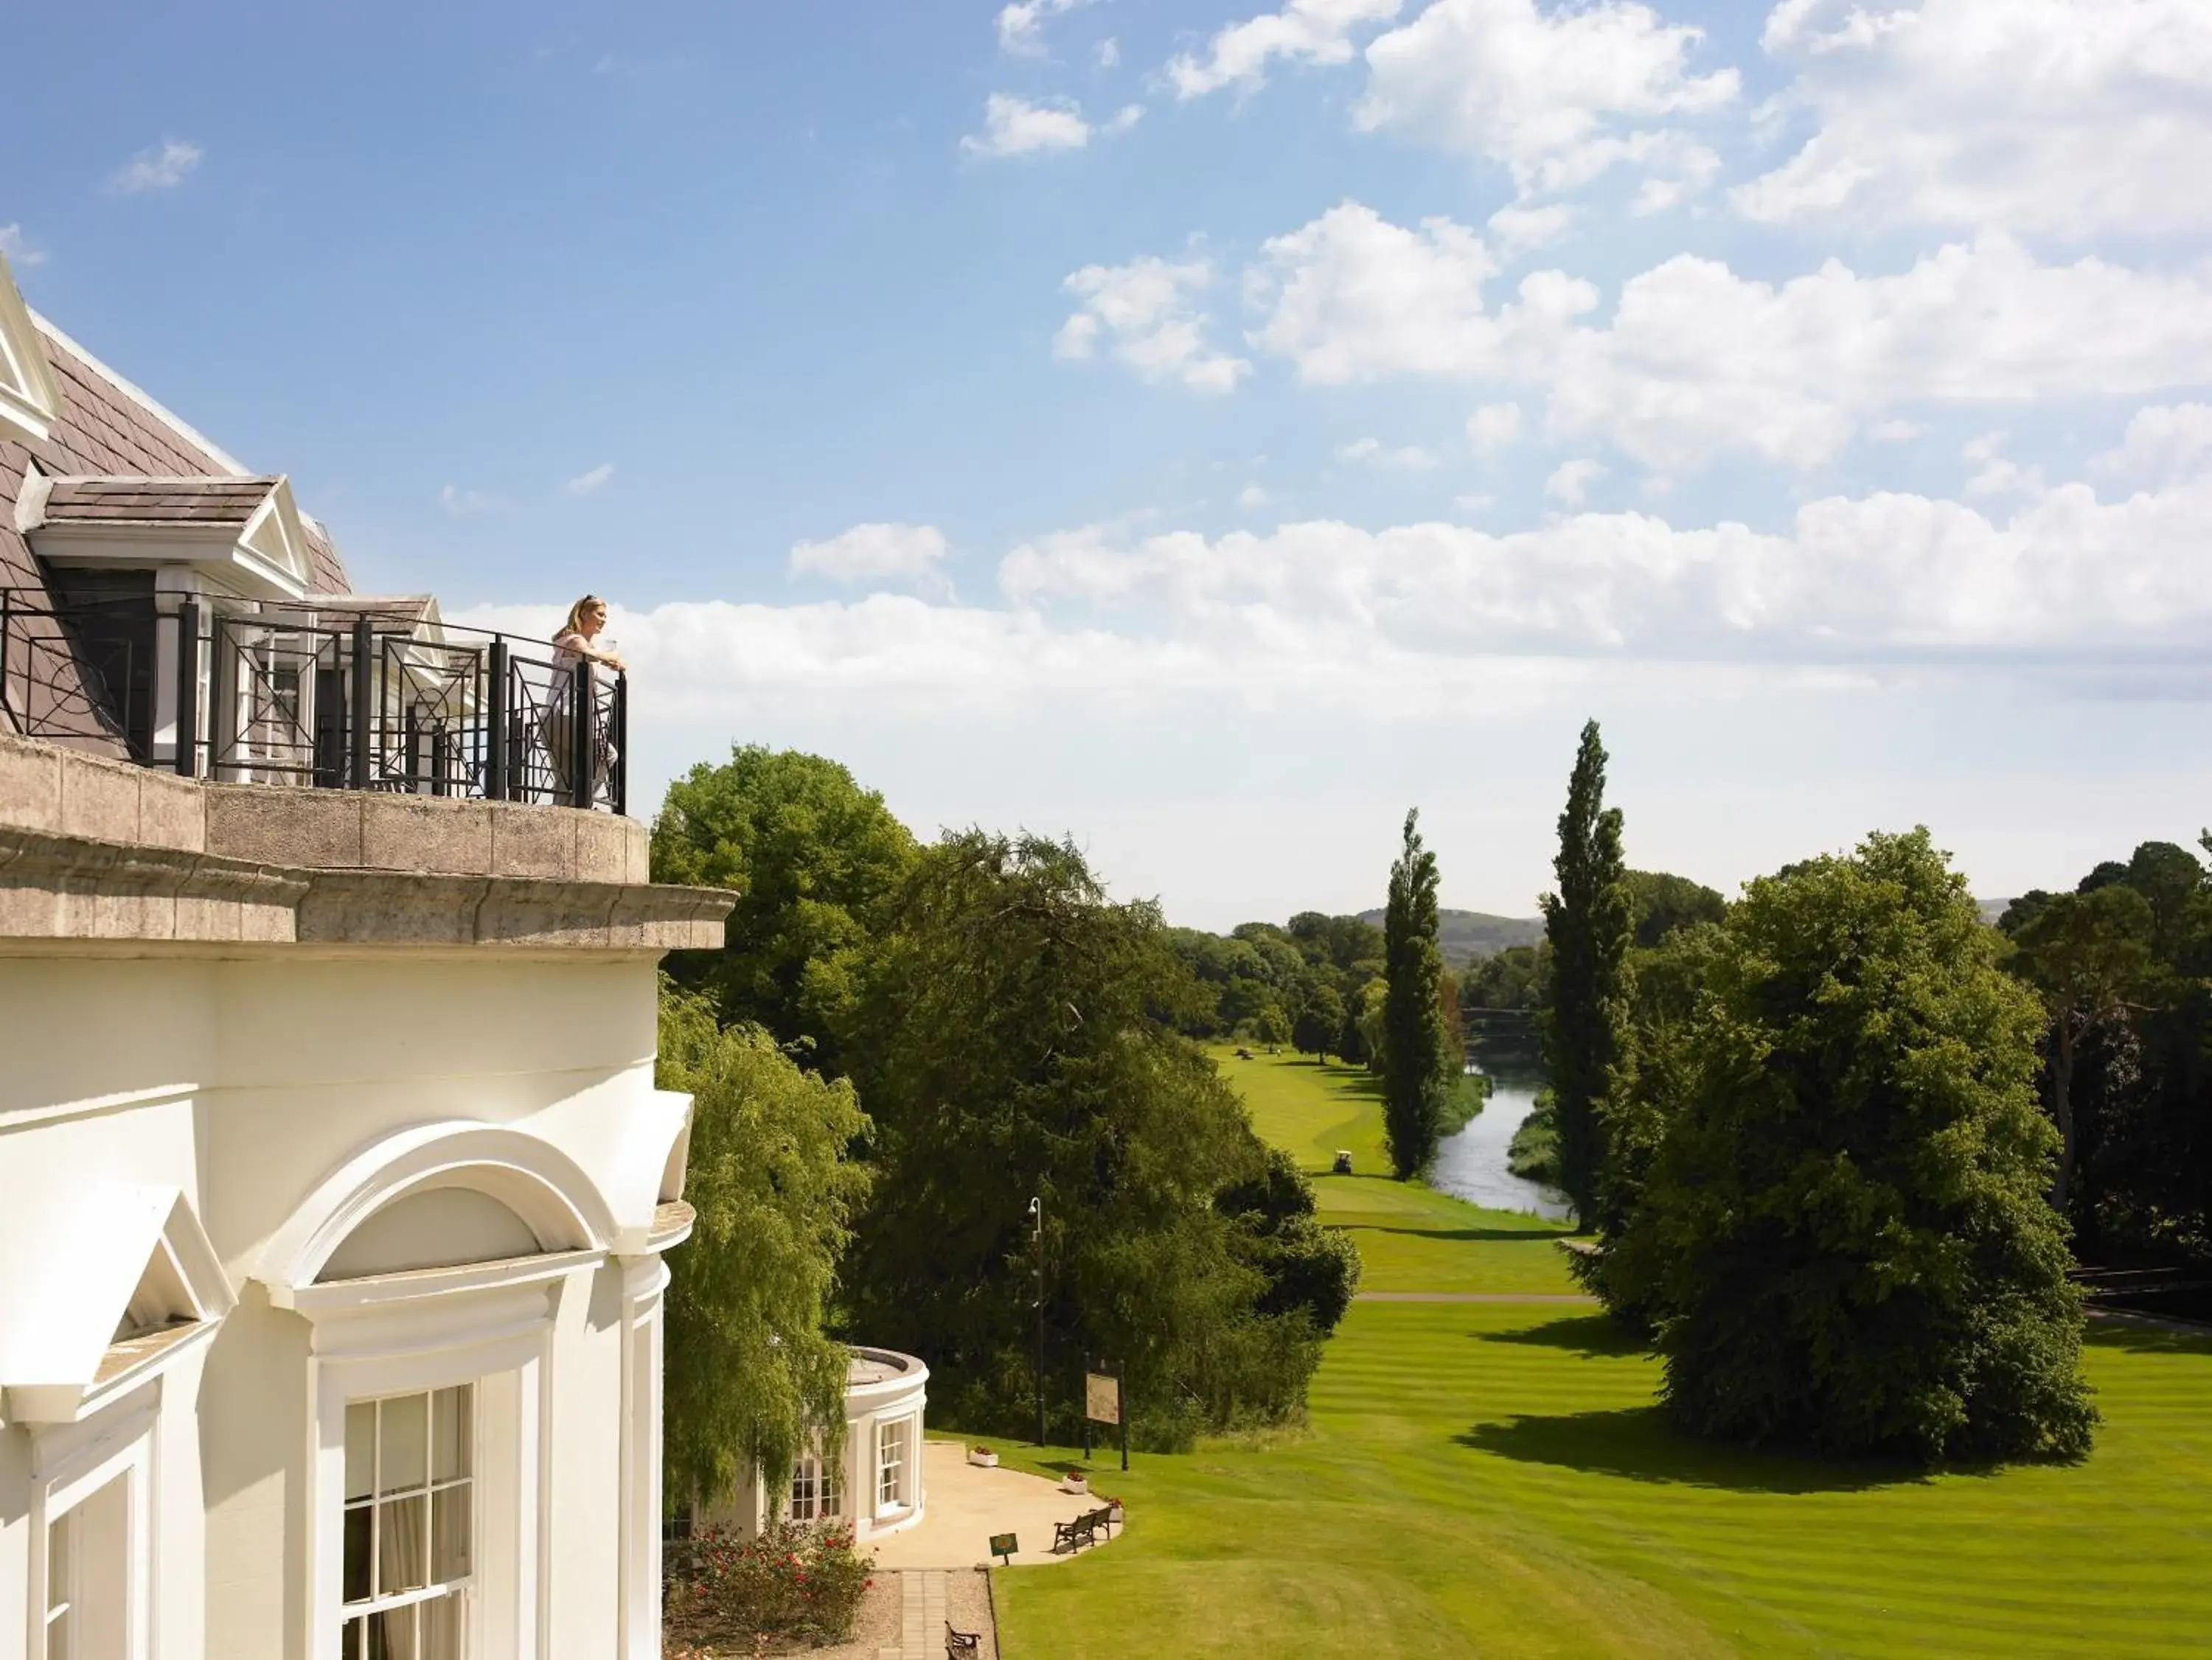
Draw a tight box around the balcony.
[0,587,627,815]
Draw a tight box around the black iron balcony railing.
[0,588,627,815]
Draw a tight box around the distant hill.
[1357,907,1544,968]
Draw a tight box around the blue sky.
[8,1,2212,927]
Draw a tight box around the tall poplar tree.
[1542,721,1633,1224]
[1382,809,1455,1179]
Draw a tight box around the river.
[1430,1059,1572,1221]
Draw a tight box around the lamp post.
[1029,1196,1046,1446]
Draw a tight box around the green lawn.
[990,1049,2212,1658]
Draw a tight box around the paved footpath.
[878,1568,949,1660]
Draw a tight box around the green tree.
[1610,831,2096,1465]
[1624,869,1726,948]
[1291,982,1346,1064]
[1214,1147,1363,1331]
[1381,810,1456,1179]
[1576,920,1726,1325]
[2011,886,2155,1210]
[841,831,1324,1445]
[1542,721,1634,1224]
[658,985,873,1511]
[652,747,917,1065]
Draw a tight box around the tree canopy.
[1607,830,2096,1465]
[652,746,918,1067]
[838,831,1334,1445]
[658,986,873,1510]
[2000,838,2212,1278]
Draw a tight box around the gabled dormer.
[0,1188,235,1425]
[18,472,313,601]
[0,247,61,443]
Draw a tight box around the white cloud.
[105,139,204,195]
[1738,0,2212,237]
[1467,402,1523,451]
[1871,419,1923,442]
[0,224,47,268]
[1245,201,1543,382]
[1544,458,1607,506]
[995,467,2212,668]
[1242,203,2212,470]
[1238,484,1272,507]
[1056,255,1251,393]
[1357,0,1738,200]
[2101,404,2212,482]
[1487,202,1576,257]
[789,522,950,587]
[999,0,1098,57]
[1338,436,1441,470]
[964,94,1096,157]
[439,484,507,517]
[563,462,616,497]
[1095,37,1121,68]
[1961,432,2044,500]
[1542,235,2212,470]
[1167,0,1403,99]
[1453,492,1496,511]
[454,458,2212,783]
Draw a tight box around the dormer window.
[0,248,61,442]
[21,474,313,600]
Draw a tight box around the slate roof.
[0,321,353,756]
[0,321,352,596]
[35,475,283,529]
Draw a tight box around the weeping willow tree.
[657,983,872,1513]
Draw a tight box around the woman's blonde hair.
[560,595,607,638]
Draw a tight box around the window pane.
[377,1494,428,1595]
[48,1613,71,1660]
[46,1509,69,1608]
[430,1385,472,1482]
[422,1593,462,1660]
[342,1619,362,1660]
[380,1395,428,1493]
[433,1483,471,1581]
[343,1504,373,1603]
[368,1603,418,1660]
[346,1402,376,1501]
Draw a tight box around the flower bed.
[664,1520,874,1653]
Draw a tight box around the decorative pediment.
[0,1188,234,1424]
[22,472,311,599]
[0,247,61,443]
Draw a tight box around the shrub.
[664,1520,873,1650]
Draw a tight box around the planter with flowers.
[1099,1494,1124,1526]
[1060,1469,1090,1496]
[967,1445,999,1468]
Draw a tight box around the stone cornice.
[0,824,732,954]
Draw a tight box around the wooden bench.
[946,1620,981,1657]
[1051,1507,1116,1554]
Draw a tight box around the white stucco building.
[0,249,734,1658]
[714,1347,929,1545]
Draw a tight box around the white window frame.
[616,1257,668,1660]
[787,1447,843,1525]
[875,1417,914,1518]
[338,1384,478,1656]
[302,1274,569,1660]
[24,1388,158,1660]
